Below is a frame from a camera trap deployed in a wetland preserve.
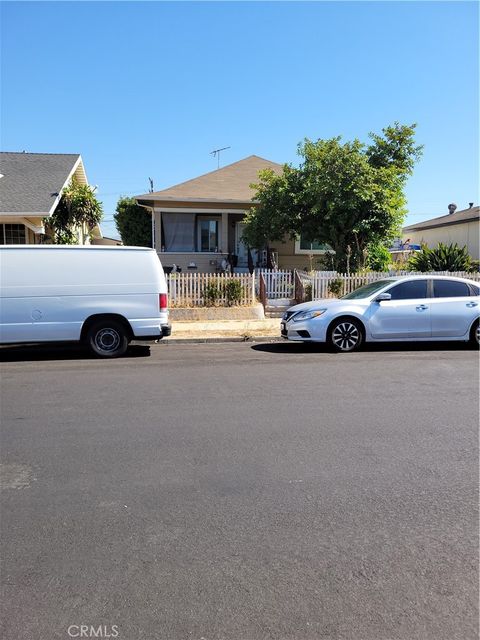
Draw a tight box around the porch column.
[153,209,162,251]
[220,211,229,254]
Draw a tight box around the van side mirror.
[375,292,392,302]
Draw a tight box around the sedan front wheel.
[328,318,364,352]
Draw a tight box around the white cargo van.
[0,245,171,357]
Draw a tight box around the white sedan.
[281,275,480,352]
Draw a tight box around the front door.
[235,222,257,267]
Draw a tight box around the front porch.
[153,209,267,273]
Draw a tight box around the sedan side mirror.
[375,292,392,302]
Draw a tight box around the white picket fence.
[167,272,255,307]
[311,270,480,300]
[256,269,294,299]
[166,269,479,307]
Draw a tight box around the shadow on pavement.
[251,341,473,354]
[0,343,151,362]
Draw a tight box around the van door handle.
[416,304,428,311]
[466,301,478,307]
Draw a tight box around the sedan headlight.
[292,309,327,322]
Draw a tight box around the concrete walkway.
[158,318,282,343]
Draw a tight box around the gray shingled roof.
[0,152,81,214]
[404,205,479,231]
[136,155,283,204]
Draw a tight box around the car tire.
[328,318,364,353]
[469,320,480,349]
[86,319,130,358]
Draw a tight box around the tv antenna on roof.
[210,146,230,169]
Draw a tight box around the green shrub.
[328,278,343,297]
[408,243,472,272]
[304,283,313,301]
[365,242,392,271]
[202,280,222,306]
[223,279,244,306]
[469,260,480,273]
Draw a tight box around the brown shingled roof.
[403,205,479,232]
[135,155,283,204]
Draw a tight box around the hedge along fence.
[311,270,480,300]
[167,273,256,307]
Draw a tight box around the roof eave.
[136,194,256,203]
[404,215,479,232]
[47,155,85,216]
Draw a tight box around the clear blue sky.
[1,1,478,239]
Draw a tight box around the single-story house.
[0,151,102,244]
[403,204,479,260]
[135,155,329,272]
[92,236,123,246]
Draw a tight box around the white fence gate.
[256,269,294,299]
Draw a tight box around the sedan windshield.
[341,279,396,300]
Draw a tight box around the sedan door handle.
[466,301,478,307]
[416,304,428,311]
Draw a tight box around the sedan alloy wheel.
[330,319,363,352]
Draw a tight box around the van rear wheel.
[87,320,129,358]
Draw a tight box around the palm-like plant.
[408,243,472,272]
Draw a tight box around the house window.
[295,234,331,254]
[197,217,220,252]
[0,224,26,244]
[162,213,195,251]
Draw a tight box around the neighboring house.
[403,204,479,260]
[135,155,329,272]
[0,152,102,244]
[92,236,123,246]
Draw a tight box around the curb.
[137,336,284,345]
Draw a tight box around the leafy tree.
[47,178,103,244]
[114,197,152,247]
[243,123,422,272]
[365,242,393,271]
[408,243,473,272]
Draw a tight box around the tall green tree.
[243,123,422,271]
[47,178,103,244]
[114,197,152,247]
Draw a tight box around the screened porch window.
[0,224,26,244]
[162,213,195,251]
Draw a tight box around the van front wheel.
[87,320,129,358]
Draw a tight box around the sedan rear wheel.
[470,320,480,349]
[329,318,364,352]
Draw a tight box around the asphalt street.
[0,342,478,640]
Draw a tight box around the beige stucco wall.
[157,252,229,272]
[403,220,479,260]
